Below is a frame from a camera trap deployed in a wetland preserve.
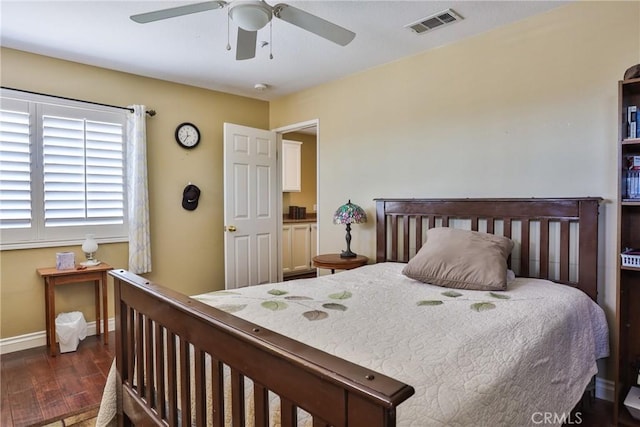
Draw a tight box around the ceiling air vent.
[405,9,463,35]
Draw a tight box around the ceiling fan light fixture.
[229,1,272,31]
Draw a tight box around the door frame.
[273,119,320,281]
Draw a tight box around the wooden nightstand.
[37,263,113,356]
[312,254,368,274]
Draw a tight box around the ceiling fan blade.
[273,3,355,46]
[236,28,257,60]
[130,1,226,24]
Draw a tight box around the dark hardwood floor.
[0,329,614,426]
[569,395,613,427]
[1,332,114,427]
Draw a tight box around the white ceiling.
[0,1,568,101]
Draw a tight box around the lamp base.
[340,250,357,258]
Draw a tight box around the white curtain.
[126,105,152,273]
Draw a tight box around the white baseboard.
[0,317,115,355]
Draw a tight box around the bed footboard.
[110,269,414,427]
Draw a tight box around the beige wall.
[282,132,317,214]
[0,48,269,338]
[270,2,640,380]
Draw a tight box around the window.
[0,89,128,249]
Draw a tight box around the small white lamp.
[81,234,100,266]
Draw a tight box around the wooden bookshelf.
[615,77,640,426]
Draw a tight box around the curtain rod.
[1,86,156,117]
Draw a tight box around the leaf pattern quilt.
[192,262,609,427]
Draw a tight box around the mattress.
[190,262,609,427]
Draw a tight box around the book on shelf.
[625,164,640,199]
[627,155,640,170]
[629,105,638,139]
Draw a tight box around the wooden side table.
[312,254,369,274]
[37,263,113,356]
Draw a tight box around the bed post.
[376,200,387,263]
[577,198,600,301]
[112,274,129,427]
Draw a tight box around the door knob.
[226,225,237,232]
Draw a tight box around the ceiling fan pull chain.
[226,12,231,51]
[269,20,273,59]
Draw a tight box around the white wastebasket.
[55,311,87,353]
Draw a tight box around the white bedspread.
[190,262,609,427]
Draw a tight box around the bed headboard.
[375,198,602,300]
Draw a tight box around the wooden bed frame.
[110,197,601,426]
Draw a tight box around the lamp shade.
[333,200,367,225]
[81,234,98,254]
[81,234,100,265]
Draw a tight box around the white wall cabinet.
[282,222,316,275]
[282,140,302,192]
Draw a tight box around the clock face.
[175,123,200,148]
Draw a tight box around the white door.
[223,123,278,289]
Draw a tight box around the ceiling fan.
[130,1,356,61]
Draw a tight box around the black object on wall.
[182,184,200,211]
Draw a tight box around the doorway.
[274,120,319,281]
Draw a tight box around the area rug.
[36,405,100,427]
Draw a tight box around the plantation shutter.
[0,99,33,231]
[1,88,128,248]
[41,104,125,230]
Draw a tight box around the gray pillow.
[402,227,514,291]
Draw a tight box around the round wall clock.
[175,122,200,149]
